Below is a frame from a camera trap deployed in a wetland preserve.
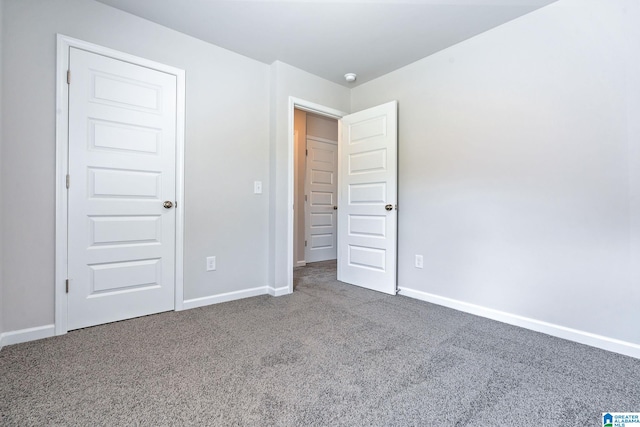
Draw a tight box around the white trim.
[174,57,186,312]
[287,97,347,294]
[336,119,344,283]
[268,286,291,297]
[295,260,307,268]
[182,287,268,310]
[55,34,186,334]
[0,325,56,348]
[399,286,640,359]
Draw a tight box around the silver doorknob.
[385,204,393,211]
[163,201,174,209]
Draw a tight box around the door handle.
[163,201,174,209]
[333,206,338,210]
[385,204,393,211]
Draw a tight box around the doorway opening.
[293,109,340,281]
[286,98,345,294]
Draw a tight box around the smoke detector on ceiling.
[344,73,357,83]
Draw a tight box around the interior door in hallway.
[67,47,177,330]
[337,101,398,295]
[305,137,338,262]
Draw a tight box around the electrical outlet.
[254,181,262,194]
[206,256,216,271]
[415,254,423,269]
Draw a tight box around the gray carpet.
[1,260,639,426]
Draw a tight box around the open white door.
[67,47,177,330]
[337,101,398,295]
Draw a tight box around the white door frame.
[287,97,346,294]
[55,35,186,335]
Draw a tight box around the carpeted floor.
[1,260,639,426]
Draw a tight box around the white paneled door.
[305,137,338,262]
[67,47,177,330]
[338,101,398,295]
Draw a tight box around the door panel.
[68,47,177,330]
[305,138,338,262]
[338,101,397,295]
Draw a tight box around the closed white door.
[337,101,398,295]
[67,47,177,330]
[305,137,338,262]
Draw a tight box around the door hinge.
[174,201,178,209]
[65,279,69,293]
[304,194,307,202]
[305,149,308,156]
[67,70,71,85]
[305,240,307,247]
[66,174,70,189]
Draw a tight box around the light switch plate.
[254,181,262,194]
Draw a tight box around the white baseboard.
[295,261,306,268]
[268,286,291,296]
[398,286,640,359]
[0,324,56,349]
[182,286,268,310]
[0,286,286,350]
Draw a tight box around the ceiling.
[95,0,558,87]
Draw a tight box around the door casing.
[55,35,186,335]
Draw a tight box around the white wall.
[351,0,640,347]
[306,113,338,142]
[268,61,350,291]
[1,0,270,332]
